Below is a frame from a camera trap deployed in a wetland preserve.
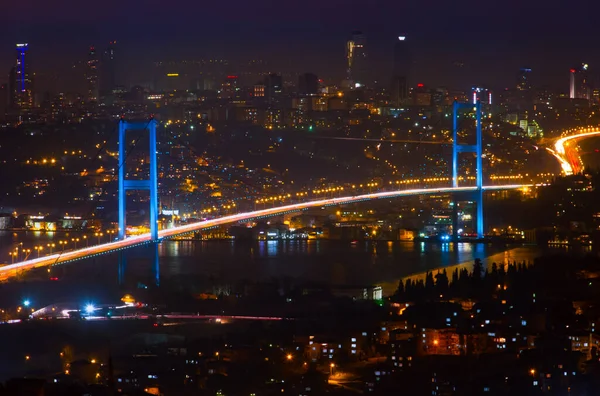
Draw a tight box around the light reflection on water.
[1,231,586,296]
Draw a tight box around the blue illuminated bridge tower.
[452,101,484,240]
[117,119,160,284]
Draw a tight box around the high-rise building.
[569,68,577,99]
[346,31,367,88]
[218,75,239,99]
[100,41,117,96]
[9,43,33,110]
[0,83,7,121]
[570,64,591,100]
[298,73,319,95]
[391,36,410,107]
[516,68,532,91]
[86,46,99,102]
[265,74,283,103]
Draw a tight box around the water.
[0,230,558,299]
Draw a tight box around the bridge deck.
[0,184,528,281]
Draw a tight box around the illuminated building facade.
[254,84,265,97]
[9,43,33,111]
[346,31,367,88]
[86,46,99,102]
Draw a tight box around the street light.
[47,243,55,254]
[83,235,88,247]
[330,363,335,376]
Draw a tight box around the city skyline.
[1,0,599,91]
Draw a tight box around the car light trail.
[553,129,600,175]
[0,184,528,281]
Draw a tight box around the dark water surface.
[1,229,570,303]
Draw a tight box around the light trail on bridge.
[311,136,450,144]
[550,129,600,175]
[0,184,529,281]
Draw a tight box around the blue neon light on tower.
[118,119,159,241]
[452,101,484,239]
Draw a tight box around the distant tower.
[346,31,367,88]
[391,35,410,106]
[86,46,99,102]
[0,83,7,121]
[9,43,33,111]
[570,68,576,99]
[570,64,591,100]
[577,63,591,100]
[100,41,117,97]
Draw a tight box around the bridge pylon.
[452,101,484,239]
[118,119,159,241]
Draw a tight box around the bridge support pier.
[452,101,484,240]
[117,243,160,286]
[153,242,160,287]
[118,251,126,285]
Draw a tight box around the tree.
[451,269,459,285]
[436,270,449,296]
[396,279,405,297]
[425,272,435,291]
[473,259,483,281]
[405,279,413,299]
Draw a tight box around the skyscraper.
[9,43,33,110]
[569,68,576,99]
[391,36,410,106]
[516,68,532,91]
[570,64,591,100]
[298,73,319,95]
[86,46,99,102]
[100,41,117,97]
[346,31,367,88]
[0,83,7,121]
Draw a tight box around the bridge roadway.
[0,184,528,281]
[549,129,600,175]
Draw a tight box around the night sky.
[0,0,598,91]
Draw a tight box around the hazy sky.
[0,0,597,90]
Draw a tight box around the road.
[0,184,528,281]
[548,129,600,175]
